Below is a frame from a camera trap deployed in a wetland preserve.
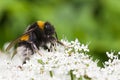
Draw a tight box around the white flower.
[1,39,120,80]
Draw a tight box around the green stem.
[49,71,53,77]
[70,70,74,80]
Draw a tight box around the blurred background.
[0,0,120,66]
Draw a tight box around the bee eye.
[44,22,51,30]
[44,22,55,36]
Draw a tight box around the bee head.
[44,22,55,38]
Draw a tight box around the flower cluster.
[0,39,120,80]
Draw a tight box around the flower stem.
[49,71,53,77]
[70,70,74,80]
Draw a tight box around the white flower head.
[1,39,120,80]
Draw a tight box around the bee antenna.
[55,32,58,40]
[55,32,64,46]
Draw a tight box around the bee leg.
[29,42,42,56]
[49,40,56,51]
[57,40,65,46]
[23,48,31,64]
[23,57,30,64]
[11,48,17,59]
[42,45,50,52]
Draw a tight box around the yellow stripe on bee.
[20,34,29,41]
[37,21,45,30]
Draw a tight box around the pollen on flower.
[0,39,120,80]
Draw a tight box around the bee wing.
[6,36,21,51]
[24,26,37,34]
[6,26,37,51]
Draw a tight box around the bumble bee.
[6,21,63,64]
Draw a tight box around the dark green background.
[0,0,120,66]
